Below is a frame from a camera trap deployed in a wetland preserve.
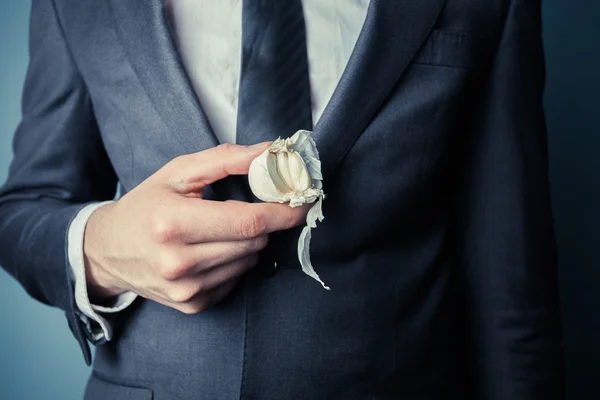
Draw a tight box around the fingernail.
[249,141,271,149]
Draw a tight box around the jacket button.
[258,260,278,277]
[267,261,278,276]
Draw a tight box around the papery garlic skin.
[248,130,329,290]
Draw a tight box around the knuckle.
[289,208,304,228]
[150,214,180,244]
[177,304,200,315]
[168,285,197,304]
[286,205,308,229]
[179,299,210,315]
[216,143,235,155]
[158,251,190,280]
[250,235,269,251]
[238,238,256,253]
[281,209,296,230]
[238,212,266,239]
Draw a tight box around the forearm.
[0,0,120,364]
[0,197,90,309]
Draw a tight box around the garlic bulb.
[249,132,323,207]
[248,130,329,290]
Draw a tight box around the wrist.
[83,203,126,303]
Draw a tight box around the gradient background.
[0,1,598,399]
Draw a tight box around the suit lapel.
[107,0,447,188]
[314,0,448,180]
[107,0,220,151]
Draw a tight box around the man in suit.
[0,0,564,399]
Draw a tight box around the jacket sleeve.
[450,0,565,398]
[0,0,118,365]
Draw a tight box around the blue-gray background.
[0,1,598,399]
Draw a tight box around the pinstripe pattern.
[236,0,313,145]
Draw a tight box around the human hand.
[83,143,310,314]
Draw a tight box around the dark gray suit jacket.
[0,0,564,399]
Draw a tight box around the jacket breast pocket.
[84,374,153,400]
[412,30,495,70]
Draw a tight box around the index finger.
[174,198,312,243]
[165,142,272,194]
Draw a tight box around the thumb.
[167,142,271,193]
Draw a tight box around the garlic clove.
[267,152,292,194]
[275,152,295,191]
[248,151,283,203]
[286,151,312,192]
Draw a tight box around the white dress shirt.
[70,0,371,341]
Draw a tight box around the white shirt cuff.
[68,201,138,341]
